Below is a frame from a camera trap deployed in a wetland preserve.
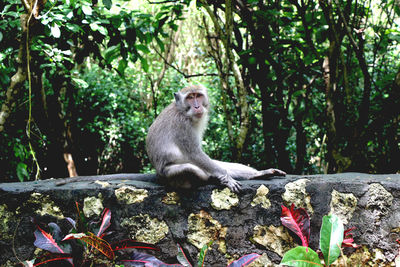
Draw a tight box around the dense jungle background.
[0,0,399,182]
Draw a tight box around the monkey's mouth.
[194,112,203,118]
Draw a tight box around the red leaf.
[280,204,310,247]
[111,239,159,251]
[342,227,360,248]
[33,253,73,266]
[97,208,111,237]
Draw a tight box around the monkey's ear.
[174,92,180,102]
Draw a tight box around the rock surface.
[1,173,400,266]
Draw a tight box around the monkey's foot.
[218,174,242,193]
[251,168,286,180]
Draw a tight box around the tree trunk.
[0,14,29,132]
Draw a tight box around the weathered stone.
[187,210,227,254]
[0,204,14,240]
[251,185,271,209]
[282,178,313,214]
[115,185,148,204]
[83,194,103,217]
[252,225,294,257]
[330,189,357,224]
[120,214,169,244]
[211,187,239,210]
[162,191,180,205]
[29,192,64,218]
[366,183,393,221]
[1,173,400,265]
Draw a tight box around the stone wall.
[1,173,400,266]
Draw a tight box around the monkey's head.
[174,85,209,121]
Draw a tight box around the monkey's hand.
[251,168,286,180]
[218,174,241,193]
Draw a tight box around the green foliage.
[0,0,399,181]
[320,215,344,265]
[280,214,346,267]
[280,246,322,267]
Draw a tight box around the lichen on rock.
[211,187,239,210]
[252,225,294,257]
[120,214,169,244]
[330,189,357,224]
[282,178,313,214]
[251,185,271,209]
[0,204,14,240]
[28,192,63,218]
[187,210,227,254]
[162,192,180,205]
[94,180,110,188]
[115,186,148,204]
[83,194,103,217]
[366,183,393,220]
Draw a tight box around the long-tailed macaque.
[145,85,285,192]
[56,85,285,191]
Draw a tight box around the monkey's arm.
[247,168,286,180]
[55,173,157,186]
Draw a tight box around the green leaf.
[197,241,213,267]
[135,44,150,54]
[72,78,89,88]
[82,5,93,16]
[50,23,61,38]
[155,37,165,52]
[102,0,112,10]
[140,56,149,72]
[280,246,323,267]
[16,163,29,182]
[0,31,3,42]
[117,59,127,76]
[320,214,344,265]
[104,45,120,64]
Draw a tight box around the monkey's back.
[146,103,186,174]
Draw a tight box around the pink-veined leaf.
[227,253,261,267]
[123,252,184,266]
[342,227,360,248]
[96,208,111,237]
[34,226,65,254]
[281,204,310,247]
[177,243,192,267]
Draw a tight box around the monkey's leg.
[213,160,259,179]
[162,163,210,189]
[214,160,286,180]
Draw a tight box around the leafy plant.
[280,204,359,267]
[122,242,261,267]
[25,202,158,266]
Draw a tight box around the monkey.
[56,84,285,191]
[145,84,286,192]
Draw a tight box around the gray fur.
[146,85,285,192]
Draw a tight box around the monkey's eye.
[186,95,194,100]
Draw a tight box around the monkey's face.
[185,93,206,119]
[175,90,209,121]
